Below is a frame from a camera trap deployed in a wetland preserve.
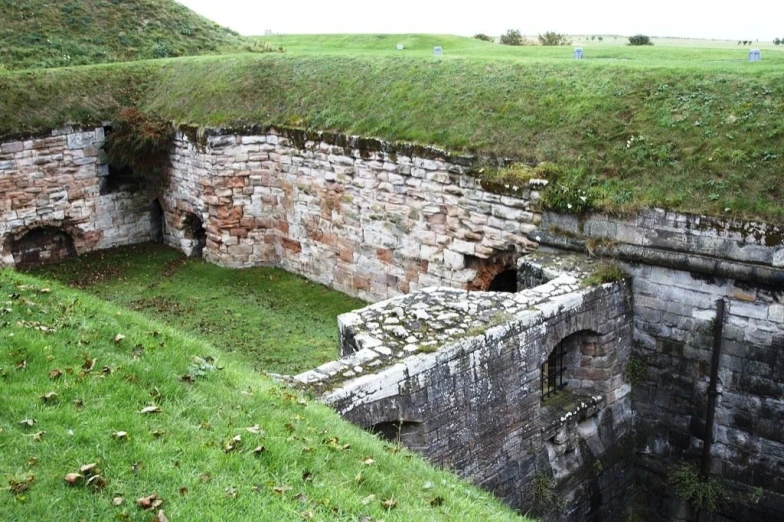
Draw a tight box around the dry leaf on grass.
[139,405,161,415]
[136,493,163,510]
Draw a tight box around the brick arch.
[465,251,519,291]
[2,220,94,268]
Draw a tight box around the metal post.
[701,299,725,477]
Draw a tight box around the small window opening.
[370,421,422,444]
[541,340,568,399]
[488,269,518,293]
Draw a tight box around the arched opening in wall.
[150,199,165,243]
[11,227,76,268]
[540,330,603,402]
[488,269,518,293]
[182,213,206,258]
[370,420,424,445]
[465,251,519,292]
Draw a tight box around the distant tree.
[590,35,596,41]
[538,32,572,46]
[473,33,493,42]
[628,34,653,46]
[598,36,604,41]
[500,29,524,46]
[775,38,782,46]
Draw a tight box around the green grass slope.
[0,270,523,521]
[28,243,367,375]
[0,0,257,71]
[2,47,783,222]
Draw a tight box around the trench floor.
[26,243,366,375]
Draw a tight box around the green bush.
[629,34,653,46]
[669,464,726,513]
[500,29,524,46]
[473,33,493,42]
[538,32,572,46]
[105,107,175,181]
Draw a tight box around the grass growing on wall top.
[0,269,525,521]
[1,45,783,222]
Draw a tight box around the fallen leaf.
[381,498,398,510]
[87,474,107,489]
[157,510,169,522]
[302,471,312,482]
[136,493,163,510]
[15,360,27,370]
[225,487,238,498]
[82,356,96,372]
[64,473,83,486]
[361,494,376,505]
[40,392,58,403]
[200,473,211,483]
[245,424,262,434]
[114,334,125,343]
[151,429,165,438]
[112,496,124,506]
[139,405,161,415]
[179,487,188,496]
[112,431,129,440]
[27,457,37,466]
[8,475,34,494]
[80,463,98,475]
[363,458,375,466]
[224,435,242,453]
[430,496,445,507]
[40,288,51,294]
[48,369,63,380]
[100,366,112,375]
[180,374,195,384]
[73,399,84,408]
[272,485,292,495]
[251,445,266,456]
[131,462,143,474]
[354,472,364,484]
[31,431,45,442]
[18,419,36,428]
[301,510,314,520]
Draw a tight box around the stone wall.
[166,129,542,301]
[0,127,155,267]
[540,211,784,520]
[295,254,635,519]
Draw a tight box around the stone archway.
[465,251,519,292]
[9,226,77,268]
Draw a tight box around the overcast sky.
[178,0,783,41]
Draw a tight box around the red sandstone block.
[230,228,249,238]
[376,248,393,264]
[281,237,302,253]
[339,248,354,263]
[275,221,289,234]
[240,217,255,228]
[353,275,371,291]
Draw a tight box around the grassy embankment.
[1,35,783,222]
[0,0,267,71]
[0,268,524,521]
[27,243,365,375]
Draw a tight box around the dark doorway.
[488,269,518,293]
[150,199,164,243]
[11,227,76,268]
[183,213,206,258]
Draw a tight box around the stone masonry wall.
[167,129,542,302]
[295,254,635,519]
[541,210,784,520]
[0,127,155,267]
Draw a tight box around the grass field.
[26,243,365,375]
[255,33,784,67]
[1,34,783,223]
[0,269,523,521]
